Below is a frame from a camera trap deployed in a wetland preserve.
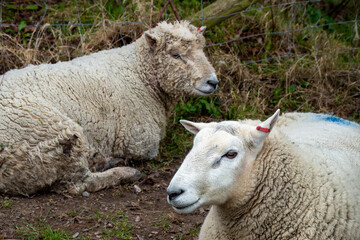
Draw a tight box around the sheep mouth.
[172,199,200,213]
[195,89,216,96]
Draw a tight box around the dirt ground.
[0,159,207,240]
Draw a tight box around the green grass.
[154,213,171,232]
[157,124,193,160]
[153,0,215,20]
[89,210,133,240]
[68,209,84,218]
[101,211,133,240]
[13,208,132,240]
[1,198,13,209]
[187,224,200,236]
[16,221,74,240]
[173,97,222,122]
[176,223,201,239]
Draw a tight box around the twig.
[168,0,181,22]
[99,0,107,41]
[156,0,181,24]
[156,1,170,24]
[149,0,153,32]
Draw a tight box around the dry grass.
[202,3,360,120]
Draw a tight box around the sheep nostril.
[206,78,218,89]
[168,189,185,201]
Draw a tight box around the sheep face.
[144,21,218,98]
[167,110,280,213]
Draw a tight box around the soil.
[0,160,207,240]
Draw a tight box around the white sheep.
[0,21,218,195]
[167,110,360,239]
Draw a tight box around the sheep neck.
[133,37,178,114]
[211,132,321,239]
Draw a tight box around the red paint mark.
[256,126,271,133]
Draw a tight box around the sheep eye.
[224,151,237,159]
[171,53,181,59]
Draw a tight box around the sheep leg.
[89,154,124,172]
[83,167,142,193]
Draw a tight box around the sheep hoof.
[85,167,142,193]
[109,166,142,184]
[125,167,143,182]
[99,166,142,183]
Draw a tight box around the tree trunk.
[190,0,256,28]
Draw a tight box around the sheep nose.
[167,188,185,201]
[206,74,218,90]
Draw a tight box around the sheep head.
[142,21,218,99]
[167,110,280,213]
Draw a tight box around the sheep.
[167,110,360,239]
[0,21,218,196]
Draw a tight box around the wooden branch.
[168,0,181,22]
[156,0,181,24]
[149,0,153,32]
[156,1,170,24]
[190,0,256,28]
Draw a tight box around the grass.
[68,209,84,218]
[154,213,171,232]
[86,209,133,240]
[1,198,13,209]
[176,223,201,239]
[16,221,74,240]
[99,210,133,240]
[152,213,200,239]
[187,224,200,236]
[12,208,132,240]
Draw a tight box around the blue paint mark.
[316,114,359,127]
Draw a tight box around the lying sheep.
[167,110,360,239]
[0,21,218,195]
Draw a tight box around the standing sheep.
[0,21,218,195]
[167,110,360,239]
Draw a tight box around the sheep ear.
[199,26,206,34]
[180,120,211,135]
[250,109,280,143]
[259,109,280,131]
[145,33,157,49]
